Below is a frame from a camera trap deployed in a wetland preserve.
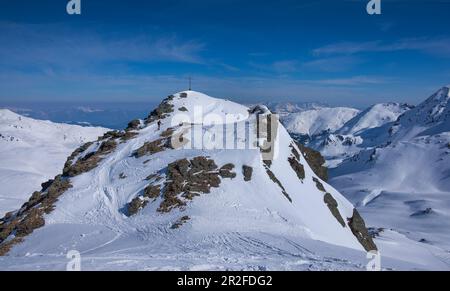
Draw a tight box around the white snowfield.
[0,91,429,271]
[327,87,450,270]
[0,109,109,217]
[282,107,359,136]
[337,103,414,136]
[1,91,448,270]
[309,102,413,167]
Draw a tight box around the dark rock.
[180,93,188,98]
[99,140,117,153]
[119,131,139,142]
[0,176,72,255]
[242,165,253,182]
[63,142,93,173]
[313,177,326,192]
[0,237,22,256]
[126,119,141,130]
[178,107,188,112]
[143,185,161,199]
[410,208,434,217]
[160,128,175,138]
[324,193,346,227]
[144,98,174,124]
[294,142,328,181]
[15,208,45,237]
[41,180,54,192]
[288,156,305,181]
[171,216,190,229]
[119,173,127,179]
[64,140,117,177]
[158,157,232,213]
[368,227,384,238]
[347,209,378,251]
[263,160,272,168]
[134,139,165,158]
[219,164,236,179]
[127,197,148,216]
[265,167,292,203]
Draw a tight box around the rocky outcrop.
[219,164,237,179]
[63,139,117,177]
[134,139,167,158]
[127,157,236,215]
[242,165,253,181]
[264,166,292,203]
[160,128,175,138]
[295,142,328,181]
[143,185,161,200]
[288,156,305,181]
[312,176,346,229]
[171,216,190,229]
[134,127,189,158]
[178,107,188,112]
[288,145,305,181]
[127,197,148,216]
[126,119,141,130]
[126,184,162,216]
[324,193,346,227]
[98,130,138,142]
[313,177,326,192]
[347,209,378,252]
[0,176,72,255]
[159,157,235,213]
[145,96,175,124]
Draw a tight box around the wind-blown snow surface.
[1,91,428,271]
[309,102,412,167]
[0,109,108,216]
[329,87,450,270]
[282,107,359,136]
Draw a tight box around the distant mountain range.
[1,102,157,129]
[274,86,450,269]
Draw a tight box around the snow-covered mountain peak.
[281,107,359,136]
[0,109,22,120]
[337,102,413,135]
[0,91,377,267]
[388,86,450,140]
[169,90,249,124]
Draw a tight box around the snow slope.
[337,103,414,135]
[0,109,108,216]
[282,107,359,136]
[0,91,390,271]
[309,102,412,167]
[329,87,450,269]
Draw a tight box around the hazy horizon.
[1,0,450,108]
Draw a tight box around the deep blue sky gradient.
[1,0,450,107]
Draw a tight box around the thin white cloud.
[249,60,299,74]
[301,56,363,72]
[307,76,391,86]
[0,22,206,69]
[313,38,450,57]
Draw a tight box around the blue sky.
[1,0,450,107]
